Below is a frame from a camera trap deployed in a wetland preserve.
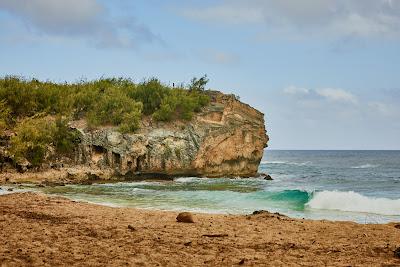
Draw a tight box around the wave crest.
[307,191,400,216]
[351,164,379,169]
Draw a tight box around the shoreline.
[0,168,271,187]
[1,192,399,266]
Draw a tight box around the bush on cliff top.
[0,75,209,127]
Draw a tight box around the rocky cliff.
[0,91,268,183]
[69,91,268,179]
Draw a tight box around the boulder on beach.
[176,212,194,223]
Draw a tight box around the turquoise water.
[5,150,400,223]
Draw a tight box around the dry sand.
[0,192,399,266]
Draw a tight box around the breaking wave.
[351,164,380,169]
[306,190,400,216]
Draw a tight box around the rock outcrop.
[71,91,268,179]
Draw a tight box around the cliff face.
[71,91,268,178]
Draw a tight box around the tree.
[188,75,209,91]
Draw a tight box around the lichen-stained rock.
[70,91,268,178]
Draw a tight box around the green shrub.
[10,116,79,166]
[0,76,39,117]
[53,117,80,154]
[86,86,143,132]
[128,78,168,115]
[10,116,57,166]
[152,88,210,121]
[0,100,11,133]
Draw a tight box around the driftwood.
[202,234,228,238]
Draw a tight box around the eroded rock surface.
[71,91,268,179]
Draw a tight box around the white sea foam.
[174,177,202,183]
[351,164,379,169]
[307,191,400,216]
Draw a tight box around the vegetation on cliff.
[0,75,210,166]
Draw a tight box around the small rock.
[394,224,400,229]
[176,212,194,223]
[128,225,136,231]
[239,259,245,265]
[395,247,400,258]
[263,174,273,180]
[184,241,192,246]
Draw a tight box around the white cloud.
[0,0,102,34]
[316,88,358,104]
[202,50,240,65]
[181,4,264,25]
[181,0,400,39]
[283,86,358,104]
[0,0,161,48]
[283,85,310,95]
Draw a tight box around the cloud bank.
[0,0,161,48]
[182,0,400,39]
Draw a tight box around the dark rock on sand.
[176,212,194,223]
[252,210,269,215]
[394,247,400,258]
[251,210,288,219]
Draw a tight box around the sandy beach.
[0,192,399,266]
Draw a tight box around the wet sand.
[0,192,399,266]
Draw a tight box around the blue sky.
[1,0,400,149]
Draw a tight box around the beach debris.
[176,212,194,223]
[127,225,136,231]
[395,247,400,258]
[202,234,228,238]
[239,259,246,265]
[7,188,13,192]
[184,241,192,246]
[394,224,400,229]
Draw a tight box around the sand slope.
[0,192,399,266]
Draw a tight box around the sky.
[0,0,400,150]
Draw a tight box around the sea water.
[24,150,400,223]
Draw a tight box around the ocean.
[5,150,400,223]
